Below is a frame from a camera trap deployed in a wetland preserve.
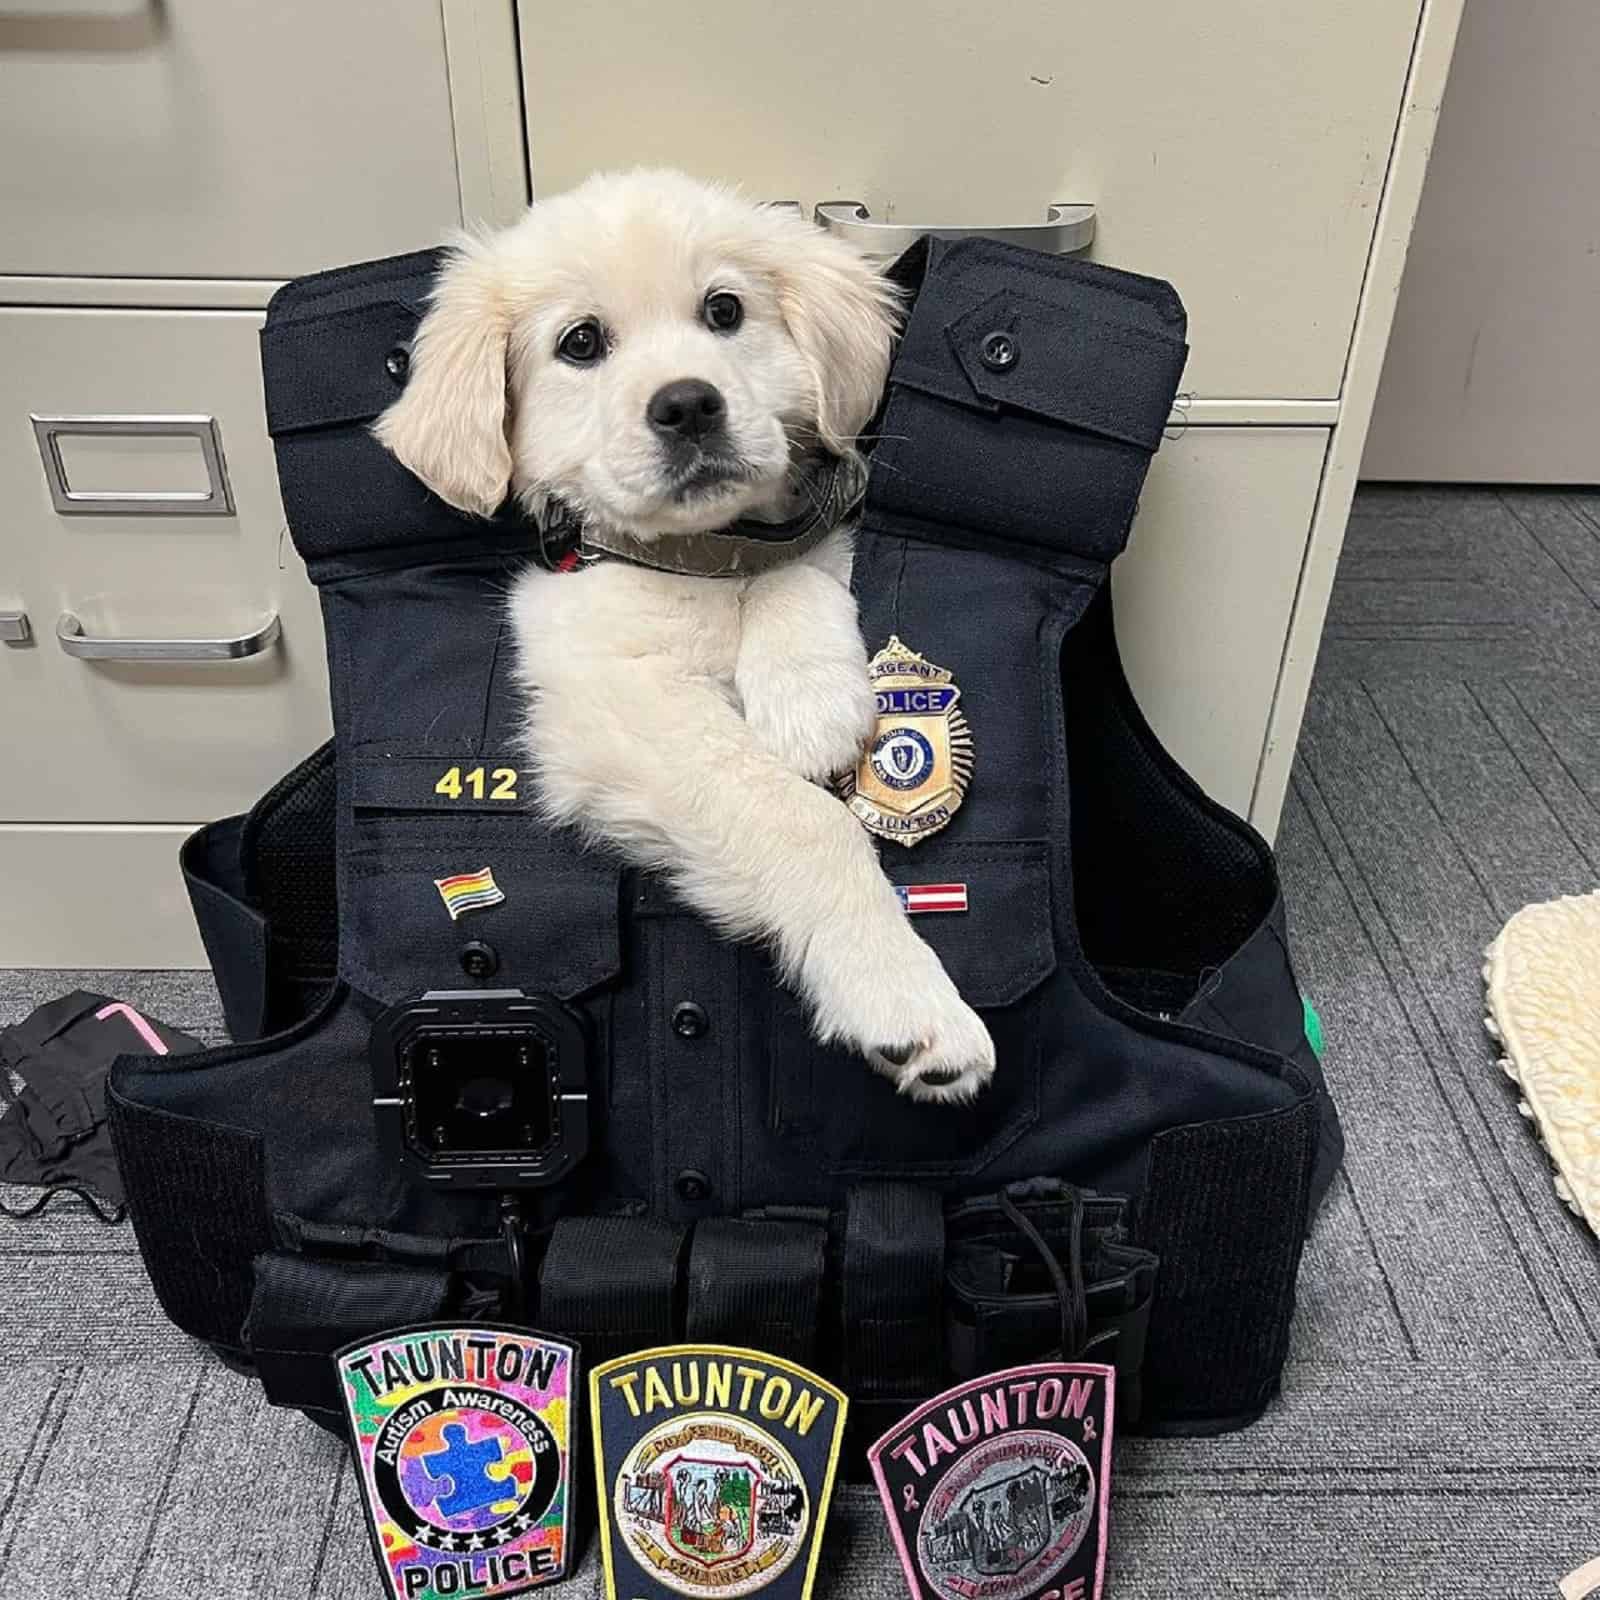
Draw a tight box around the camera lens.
[372,991,592,1190]
[457,1076,515,1119]
[407,1033,554,1161]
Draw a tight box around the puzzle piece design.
[418,1424,513,1517]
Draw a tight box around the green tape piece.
[1302,995,1325,1060]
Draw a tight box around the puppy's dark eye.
[556,320,605,365]
[704,291,743,333]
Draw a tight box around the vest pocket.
[768,840,1057,1177]
[341,757,625,1008]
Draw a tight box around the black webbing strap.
[684,1219,827,1366]
[942,1183,1160,1426]
[538,1216,685,1362]
[244,1251,451,1412]
[181,745,342,1048]
[181,817,271,1045]
[840,1183,945,1401]
[998,1184,1088,1359]
[240,740,339,1035]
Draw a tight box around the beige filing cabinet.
[0,0,528,967]
[1,0,1462,968]
[520,0,1465,829]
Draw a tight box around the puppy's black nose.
[647,379,726,443]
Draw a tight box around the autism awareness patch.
[336,1325,578,1600]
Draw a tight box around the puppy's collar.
[533,452,866,578]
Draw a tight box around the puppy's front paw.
[740,657,877,783]
[805,930,997,1105]
[868,995,997,1105]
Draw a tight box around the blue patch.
[870,728,937,792]
[420,1423,513,1518]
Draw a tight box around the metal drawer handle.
[31,415,235,517]
[56,611,280,661]
[814,201,1095,256]
[1,611,31,645]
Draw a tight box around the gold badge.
[837,637,973,848]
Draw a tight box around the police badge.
[837,637,973,847]
[868,1364,1115,1600]
[336,1325,578,1600]
[591,1344,848,1600]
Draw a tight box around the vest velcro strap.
[684,1218,828,1366]
[538,1216,686,1363]
[840,1183,946,1401]
[1138,1099,1320,1429]
[106,1086,277,1351]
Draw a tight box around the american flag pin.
[896,883,969,915]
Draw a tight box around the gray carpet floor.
[4,484,1599,1597]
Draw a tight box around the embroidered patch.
[897,884,969,915]
[591,1344,847,1600]
[336,1324,578,1599]
[867,1363,1115,1600]
[836,638,974,848]
[433,867,506,921]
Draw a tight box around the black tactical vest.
[108,237,1342,1456]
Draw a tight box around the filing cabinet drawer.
[0,306,330,824]
[0,825,203,968]
[0,0,464,279]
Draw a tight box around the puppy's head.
[375,170,900,537]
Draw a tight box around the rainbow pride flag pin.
[433,867,506,921]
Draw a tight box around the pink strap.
[94,1002,169,1056]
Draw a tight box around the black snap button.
[384,344,412,384]
[671,1001,710,1041]
[980,330,1018,372]
[675,1169,711,1203]
[459,940,499,980]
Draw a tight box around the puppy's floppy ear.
[773,228,901,456]
[374,235,512,518]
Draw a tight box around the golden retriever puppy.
[378,169,993,1102]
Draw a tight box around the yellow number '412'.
[434,766,519,802]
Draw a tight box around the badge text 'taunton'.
[607,1357,827,1437]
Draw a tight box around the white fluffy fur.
[376,170,995,1101]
